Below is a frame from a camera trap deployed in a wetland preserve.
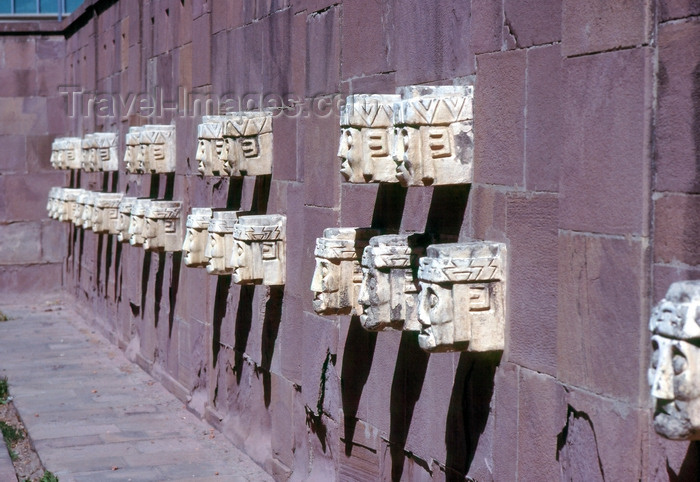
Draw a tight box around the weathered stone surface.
[311,227,379,315]
[222,111,273,177]
[204,210,242,275]
[232,214,286,286]
[649,281,700,440]
[417,241,506,353]
[92,193,124,234]
[0,222,42,264]
[182,207,213,267]
[143,201,183,252]
[128,198,152,247]
[139,125,176,173]
[654,194,700,266]
[116,196,137,243]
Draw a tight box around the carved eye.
[650,339,659,369]
[368,274,376,291]
[428,289,439,309]
[346,131,353,147]
[321,265,328,277]
[672,347,687,375]
[237,245,244,256]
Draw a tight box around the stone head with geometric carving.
[393,85,474,186]
[204,211,241,275]
[417,242,506,353]
[64,137,83,170]
[182,208,213,267]
[143,201,182,252]
[47,187,60,219]
[124,127,143,174]
[311,227,379,315]
[116,197,137,242]
[339,94,401,183]
[140,125,176,173]
[73,190,89,227]
[80,191,97,229]
[357,233,431,332]
[128,198,152,246]
[231,214,286,285]
[59,188,83,223]
[92,192,124,234]
[649,281,700,440]
[94,132,119,171]
[196,116,227,176]
[81,135,97,172]
[222,111,273,177]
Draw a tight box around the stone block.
[466,184,507,243]
[506,192,558,374]
[211,30,228,96]
[283,183,306,300]
[557,232,646,401]
[562,387,645,480]
[474,49,526,187]
[659,0,700,21]
[301,98,341,207]
[653,264,700,303]
[525,44,562,192]
[227,23,263,98]
[305,6,340,97]
[0,222,42,265]
[41,220,68,263]
[504,0,562,47]
[517,369,566,480]
[654,194,700,266]
[271,115,297,181]
[1,37,36,69]
[0,69,37,97]
[560,47,651,236]
[339,184,377,228]
[262,9,293,98]
[279,295,303,384]
[341,0,390,78]
[0,263,62,295]
[192,13,212,88]
[492,362,518,481]
[0,135,27,173]
[270,373,296,468]
[470,1,502,54]
[301,311,339,412]
[655,19,700,194]
[562,0,652,56]
[392,0,475,84]
[0,173,66,223]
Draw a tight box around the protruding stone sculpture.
[393,85,474,186]
[47,187,60,219]
[339,94,401,183]
[196,116,227,176]
[50,141,61,169]
[183,208,213,267]
[81,191,97,229]
[128,198,152,246]
[92,192,124,234]
[357,233,432,331]
[124,126,143,174]
[143,201,182,252]
[94,133,119,171]
[64,137,83,170]
[73,190,90,227]
[231,214,286,285]
[60,188,84,222]
[311,227,379,315]
[649,281,700,440]
[81,135,97,172]
[417,242,506,353]
[116,197,137,242]
[221,111,273,176]
[140,125,176,173]
[204,211,241,275]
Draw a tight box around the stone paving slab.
[0,296,274,482]
[0,436,17,482]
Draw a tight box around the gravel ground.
[0,397,48,481]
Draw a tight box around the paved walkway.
[0,295,274,482]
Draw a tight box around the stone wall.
[1,0,700,479]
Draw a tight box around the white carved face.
[124,145,136,172]
[50,149,58,168]
[117,212,130,241]
[82,204,94,229]
[72,202,84,225]
[142,218,157,250]
[417,281,455,351]
[183,227,207,266]
[147,143,166,172]
[92,207,104,232]
[222,137,241,176]
[231,239,253,283]
[129,214,145,246]
[338,127,363,182]
[650,335,700,440]
[205,232,227,274]
[136,145,147,172]
[195,138,210,175]
[357,266,391,330]
[311,258,340,314]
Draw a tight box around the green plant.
[0,377,8,401]
[40,471,59,482]
[0,421,23,444]
[0,311,9,322]
[10,450,18,460]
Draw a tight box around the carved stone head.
[81,135,97,172]
[141,125,176,173]
[124,127,143,174]
[73,190,89,227]
[649,281,700,440]
[417,242,506,353]
[50,140,61,169]
[357,233,431,331]
[116,197,137,242]
[231,214,286,285]
[339,94,400,183]
[204,211,241,275]
[393,85,474,187]
[92,192,124,234]
[47,187,60,219]
[59,188,78,222]
[143,201,182,251]
[183,208,213,267]
[311,227,379,315]
[81,191,97,229]
[196,116,226,176]
[93,132,119,171]
[222,111,273,177]
[128,198,152,246]
[64,137,83,170]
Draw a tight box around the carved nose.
[651,363,674,400]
